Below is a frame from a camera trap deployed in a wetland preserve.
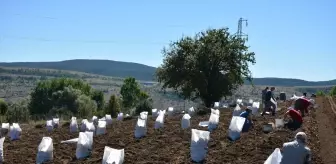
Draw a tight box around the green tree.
[156,28,256,107]
[135,99,153,115]
[0,98,8,115]
[106,94,121,117]
[29,78,96,115]
[75,94,97,118]
[120,77,141,109]
[91,90,105,110]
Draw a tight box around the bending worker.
[283,107,303,130]
[239,107,253,132]
[280,132,311,164]
[294,97,312,117]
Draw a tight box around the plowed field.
[2,97,335,163]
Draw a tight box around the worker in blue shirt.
[239,107,253,132]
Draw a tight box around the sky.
[0,0,335,81]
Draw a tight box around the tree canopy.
[28,78,103,116]
[156,28,256,107]
[120,77,141,109]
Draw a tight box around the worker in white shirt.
[280,132,311,164]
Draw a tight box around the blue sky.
[1,0,335,81]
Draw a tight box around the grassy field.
[0,66,328,110]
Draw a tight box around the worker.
[280,132,311,164]
[262,87,276,116]
[262,87,269,108]
[239,107,253,132]
[283,108,303,130]
[294,97,312,117]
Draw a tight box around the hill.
[1,59,336,87]
[0,59,156,81]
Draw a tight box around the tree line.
[0,77,152,123]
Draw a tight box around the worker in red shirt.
[283,108,303,130]
[294,97,312,117]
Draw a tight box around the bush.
[106,94,121,117]
[330,86,336,97]
[316,90,325,96]
[75,94,97,118]
[0,99,8,115]
[29,78,101,115]
[135,99,153,115]
[6,100,30,123]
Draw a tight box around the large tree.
[156,28,256,107]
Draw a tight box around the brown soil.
[0,98,330,164]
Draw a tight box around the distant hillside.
[0,59,156,81]
[245,78,336,87]
[1,59,336,87]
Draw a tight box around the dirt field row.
[0,98,334,163]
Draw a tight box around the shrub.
[75,94,97,118]
[135,99,153,115]
[6,100,30,123]
[106,94,121,117]
[0,99,8,115]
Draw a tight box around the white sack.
[208,113,219,131]
[105,115,112,125]
[1,123,9,130]
[154,110,165,129]
[81,119,88,131]
[117,113,124,121]
[167,107,174,117]
[214,102,219,108]
[36,137,53,164]
[1,123,9,136]
[96,120,107,135]
[228,116,246,141]
[275,119,284,128]
[76,132,94,159]
[102,146,124,164]
[152,109,158,118]
[46,120,53,132]
[271,98,278,111]
[61,138,79,144]
[92,116,98,124]
[188,107,195,116]
[251,102,260,115]
[264,148,282,164]
[0,137,5,162]
[134,117,147,138]
[190,129,210,162]
[237,99,243,104]
[99,117,106,121]
[71,117,77,121]
[248,99,254,106]
[52,118,59,128]
[70,119,78,133]
[211,108,220,115]
[9,123,21,140]
[85,122,96,133]
[181,114,191,129]
[139,111,148,120]
[232,104,243,116]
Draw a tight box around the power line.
[0,35,169,45]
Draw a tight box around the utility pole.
[235,18,248,41]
